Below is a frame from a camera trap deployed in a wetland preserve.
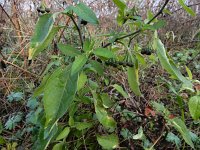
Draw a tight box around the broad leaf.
[75,122,93,130]
[71,54,88,75]
[153,32,193,91]
[43,66,78,126]
[56,127,70,141]
[90,60,104,76]
[72,2,98,24]
[112,84,128,98]
[170,118,194,148]
[101,93,114,108]
[178,0,196,17]
[52,143,64,150]
[127,66,142,96]
[93,48,115,59]
[113,0,126,11]
[188,95,200,120]
[97,134,119,149]
[57,43,81,56]
[29,14,60,60]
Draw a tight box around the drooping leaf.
[57,43,81,56]
[71,54,88,75]
[43,66,78,126]
[112,84,129,98]
[113,0,126,11]
[56,127,70,141]
[127,66,142,96]
[72,2,98,24]
[97,134,119,149]
[28,14,60,60]
[153,32,193,91]
[170,118,194,148]
[178,0,196,17]
[93,48,115,59]
[188,95,200,120]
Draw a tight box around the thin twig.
[70,16,83,48]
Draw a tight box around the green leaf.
[97,134,119,149]
[71,55,88,75]
[72,2,98,24]
[95,104,116,130]
[93,48,115,59]
[56,127,70,141]
[185,66,193,80]
[188,95,200,120]
[135,52,146,66]
[178,0,196,17]
[83,39,94,52]
[75,122,93,130]
[5,112,23,130]
[57,43,81,56]
[101,93,114,108]
[43,66,78,126]
[113,0,126,11]
[52,142,64,150]
[77,72,87,91]
[127,66,142,96]
[170,118,194,148]
[90,60,104,76]
[132,127,144,140]
[153,32,193,91]
[28,14,60,60]
[7,92,23,102]
[112,84,128,98]
[166,132,181,148]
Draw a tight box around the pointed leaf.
[170,118,194,148]
[178,0,196,17]
[29,14,60,60]
[153,32,193,91]
[97,134,119,149]
[72,2,98,24]
[112,84,128,98]
[71,55,88,75]
[93,48,115,59]
[43,66,78,126]
[57,43,81,56]
[188,95,200,120]
[113,0,126,11]
[127,67,142,96]
[56,127,70,141]
[77,72,87,91]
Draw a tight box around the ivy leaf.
[7,92,23,102]
[28,14,60,60]
[5,112,23,130]
[43,66,78,127]
[72,2,98,24]
[188,95,200,120]
[97,134,119,149]
[178,0,196,17]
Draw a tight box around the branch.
[102,0,170,48]
[69,16,83,48]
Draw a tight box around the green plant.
[23,0,200,149]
